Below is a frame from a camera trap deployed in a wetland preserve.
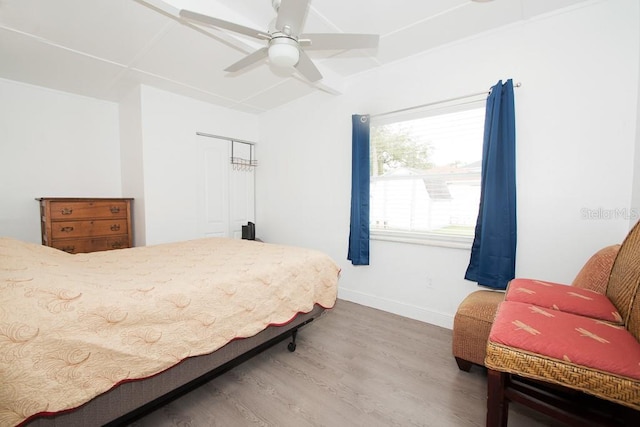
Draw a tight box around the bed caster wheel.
[288,329,298,352]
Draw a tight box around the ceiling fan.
[178,0,379,82]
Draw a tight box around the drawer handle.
[111,241,123,249]
[110,224,121,232]
[61,246,75,253]
[61,208,73,215]
[60,226,74,233]
[110,206,121,214]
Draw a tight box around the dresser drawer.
[51,237,130,254]
[49,201,129,220]
[51,219,129,239]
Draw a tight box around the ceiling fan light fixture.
[268,37,299,68]
[179,0,379,82]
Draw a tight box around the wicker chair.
[452,244,620,372]
[485,220,640,426]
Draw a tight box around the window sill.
[370,230,473,250]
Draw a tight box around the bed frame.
[24,305,325,426]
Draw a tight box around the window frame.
[369,98,486,249]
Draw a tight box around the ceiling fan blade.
[275,0,310,35]
[300,33,380,50]
[295,50,322,82]
[179,9,271,40]
[225,47,269,72]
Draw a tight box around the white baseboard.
[337,288,454,330]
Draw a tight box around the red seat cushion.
[489,301,640,380]
[505,278,623,324]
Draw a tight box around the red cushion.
[505,278,623,324]
[489,301,640,380]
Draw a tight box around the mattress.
[0,237,339,426]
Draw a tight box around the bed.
[0,237,340,426]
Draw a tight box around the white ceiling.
[0,0,589,113]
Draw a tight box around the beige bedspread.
[0,237,339,426]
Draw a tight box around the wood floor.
[129,300,563,427]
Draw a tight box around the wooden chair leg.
[486,369,509,427]
[455,357,473,372]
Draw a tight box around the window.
[370,101,485,245]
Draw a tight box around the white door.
[196,135,255,238]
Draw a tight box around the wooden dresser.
[37,198,133,254]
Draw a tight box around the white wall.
[631,2,640,229]
[136,86,259,245]
[0,78,121,243]
[257,0,640,328]
[119,85,146,247]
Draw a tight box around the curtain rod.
[370,82,521,119]
[196,131,257,145]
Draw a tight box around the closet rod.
[370,82,521,119]
[196,131,257,145]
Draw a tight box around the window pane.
[370,106,484,238]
